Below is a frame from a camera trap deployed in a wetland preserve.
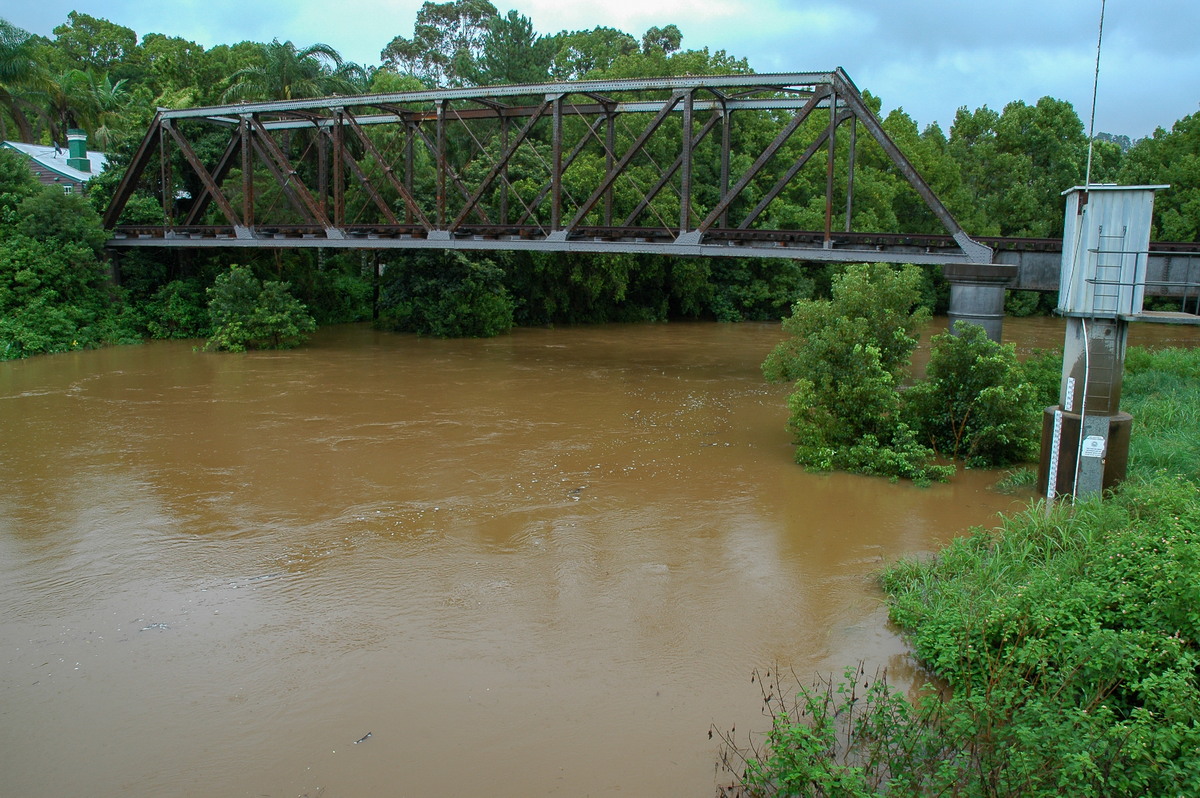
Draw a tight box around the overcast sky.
[7,0,1198,139]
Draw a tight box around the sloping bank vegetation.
[721,347,1200,796]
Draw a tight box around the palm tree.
[221,40,366,102]
[0,18,49,141]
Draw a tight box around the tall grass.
[1123,346,1200,479]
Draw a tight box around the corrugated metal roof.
[2,140,109,183]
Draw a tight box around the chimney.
[67,129,91,173]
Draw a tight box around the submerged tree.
[904,322,1040,467]
[205,264,316,351]
[762,263,949,482]
[377,249,513,337]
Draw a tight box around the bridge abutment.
[943,263,1017,341]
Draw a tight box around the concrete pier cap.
[942,263,1018,342]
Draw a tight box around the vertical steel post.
[604,111,616,226]
[318,122,329,219]
[436,101,447,229]
[332,110,345,227]
[405,119,415,225]
[824,90,838,245]
[844,118,857,232]
[160,123,173,225]
[719,107,731,229]
[240,115,254,228]
[499,115,510,225]
[679,90,694,232]
[551,94,563,231]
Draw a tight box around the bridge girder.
[104,69,993,265]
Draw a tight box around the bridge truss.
[104,69,992,265]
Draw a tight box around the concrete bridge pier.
[942,263,1018,342]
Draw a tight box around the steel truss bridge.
[104,69,998,265]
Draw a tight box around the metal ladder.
[1091,224,1128,315]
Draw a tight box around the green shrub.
[0,230,134,359]
[903,322,1040,467]
[727,344,1200,797]
[378,250,514,337]
[145,279,211,339]
[205,265,316,351]
[763,264,947,481]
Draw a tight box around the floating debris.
[354,732,372,745]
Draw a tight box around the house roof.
[2,140,109,183]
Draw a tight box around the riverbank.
[727,345,1200,796]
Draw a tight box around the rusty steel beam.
[161,119,245,231]
[102,113,161,228]
[561,91,685,236]
[241,116,254,228]
[330,128,402,226]
[514,114,608,228]
[451,99,551,231]
[152,73,837,121]
[737,110,851,230]
[695,88,829,234]
[248,116,338,234]
[622,110,722,228]
[184,128,243,226]
[341,109,433,230]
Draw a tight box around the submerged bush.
[377,250,514,337]
[205,265,316,352]
[763,263,951,483]
[904,322,1040,467]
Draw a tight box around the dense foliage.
[904,322,1041,467]
[725,347,1200,796]
[0,146,135,357]
[377,250,514,337]
[762,263,947,482]
[762,265,1043,480]
[204,264,316,351]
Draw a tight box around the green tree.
[378,249,513,337]
[50,12,138,74]
[138,33,222,104]
[464,9,553,85]
[0,147,134,359]
[0,18,48,141]
[40,67,131,148]
[640,24,682,55]
[221,39,365,102]
[903,322,1040,467]
[1119,111,1200,241]
[545,26,638,81]
[205,264,317,351]
[949,97,1088,238]
[762,264,948,482]
[380,0,498,86]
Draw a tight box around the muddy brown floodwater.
[1,318,1195,797]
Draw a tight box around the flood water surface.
[4,318,1185,796]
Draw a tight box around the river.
[1,317,1195,797]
